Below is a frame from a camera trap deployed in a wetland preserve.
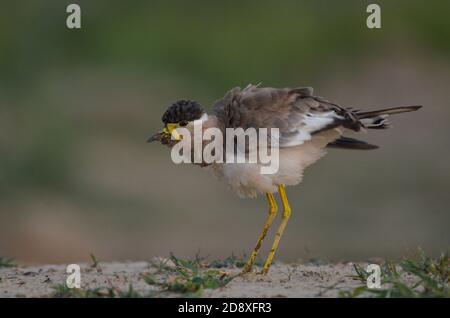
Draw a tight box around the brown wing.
[212,84,361,147]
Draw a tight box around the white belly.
[207,129,340,198]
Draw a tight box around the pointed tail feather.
[329,106,422,149]
[356,105,422,129]
[356,106,422,119]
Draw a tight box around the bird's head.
[147,99,205,145]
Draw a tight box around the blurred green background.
[0,0,449,264]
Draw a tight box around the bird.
[148,84,421,274]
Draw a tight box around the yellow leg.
[261,184,292,274]
[242,193,278,273]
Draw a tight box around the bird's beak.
[147,124,182,143]
[147,128,170,142]
[147,130,165,143]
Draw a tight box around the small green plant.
[145,253,235,296]
[89,253,99,268]
[0,256,15,268]
[350,263,370,282]
[53,283,144,298]
[53,284,84,298]
[340,250,449,298]
[208,253,263,268]
[112,284,142,298]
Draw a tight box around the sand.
[0,259,368,298]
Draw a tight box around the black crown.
[162,100,204,125]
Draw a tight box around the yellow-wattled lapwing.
[148,84,421,274]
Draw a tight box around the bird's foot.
[259,268,269,275]
[240,266,270,277]
[240,263,254,275]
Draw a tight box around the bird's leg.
[261,184,292,274]
[241,193,278,274]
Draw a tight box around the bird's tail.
[356,105,422,129]
[328,105,422,150]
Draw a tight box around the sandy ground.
[0,260,366,298]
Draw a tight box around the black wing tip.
[327,137,379,150]
[336,143,379,150]
[360,144,380,150]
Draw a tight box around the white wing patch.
[280,111,343,147]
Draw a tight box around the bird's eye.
[179,120,188,127]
